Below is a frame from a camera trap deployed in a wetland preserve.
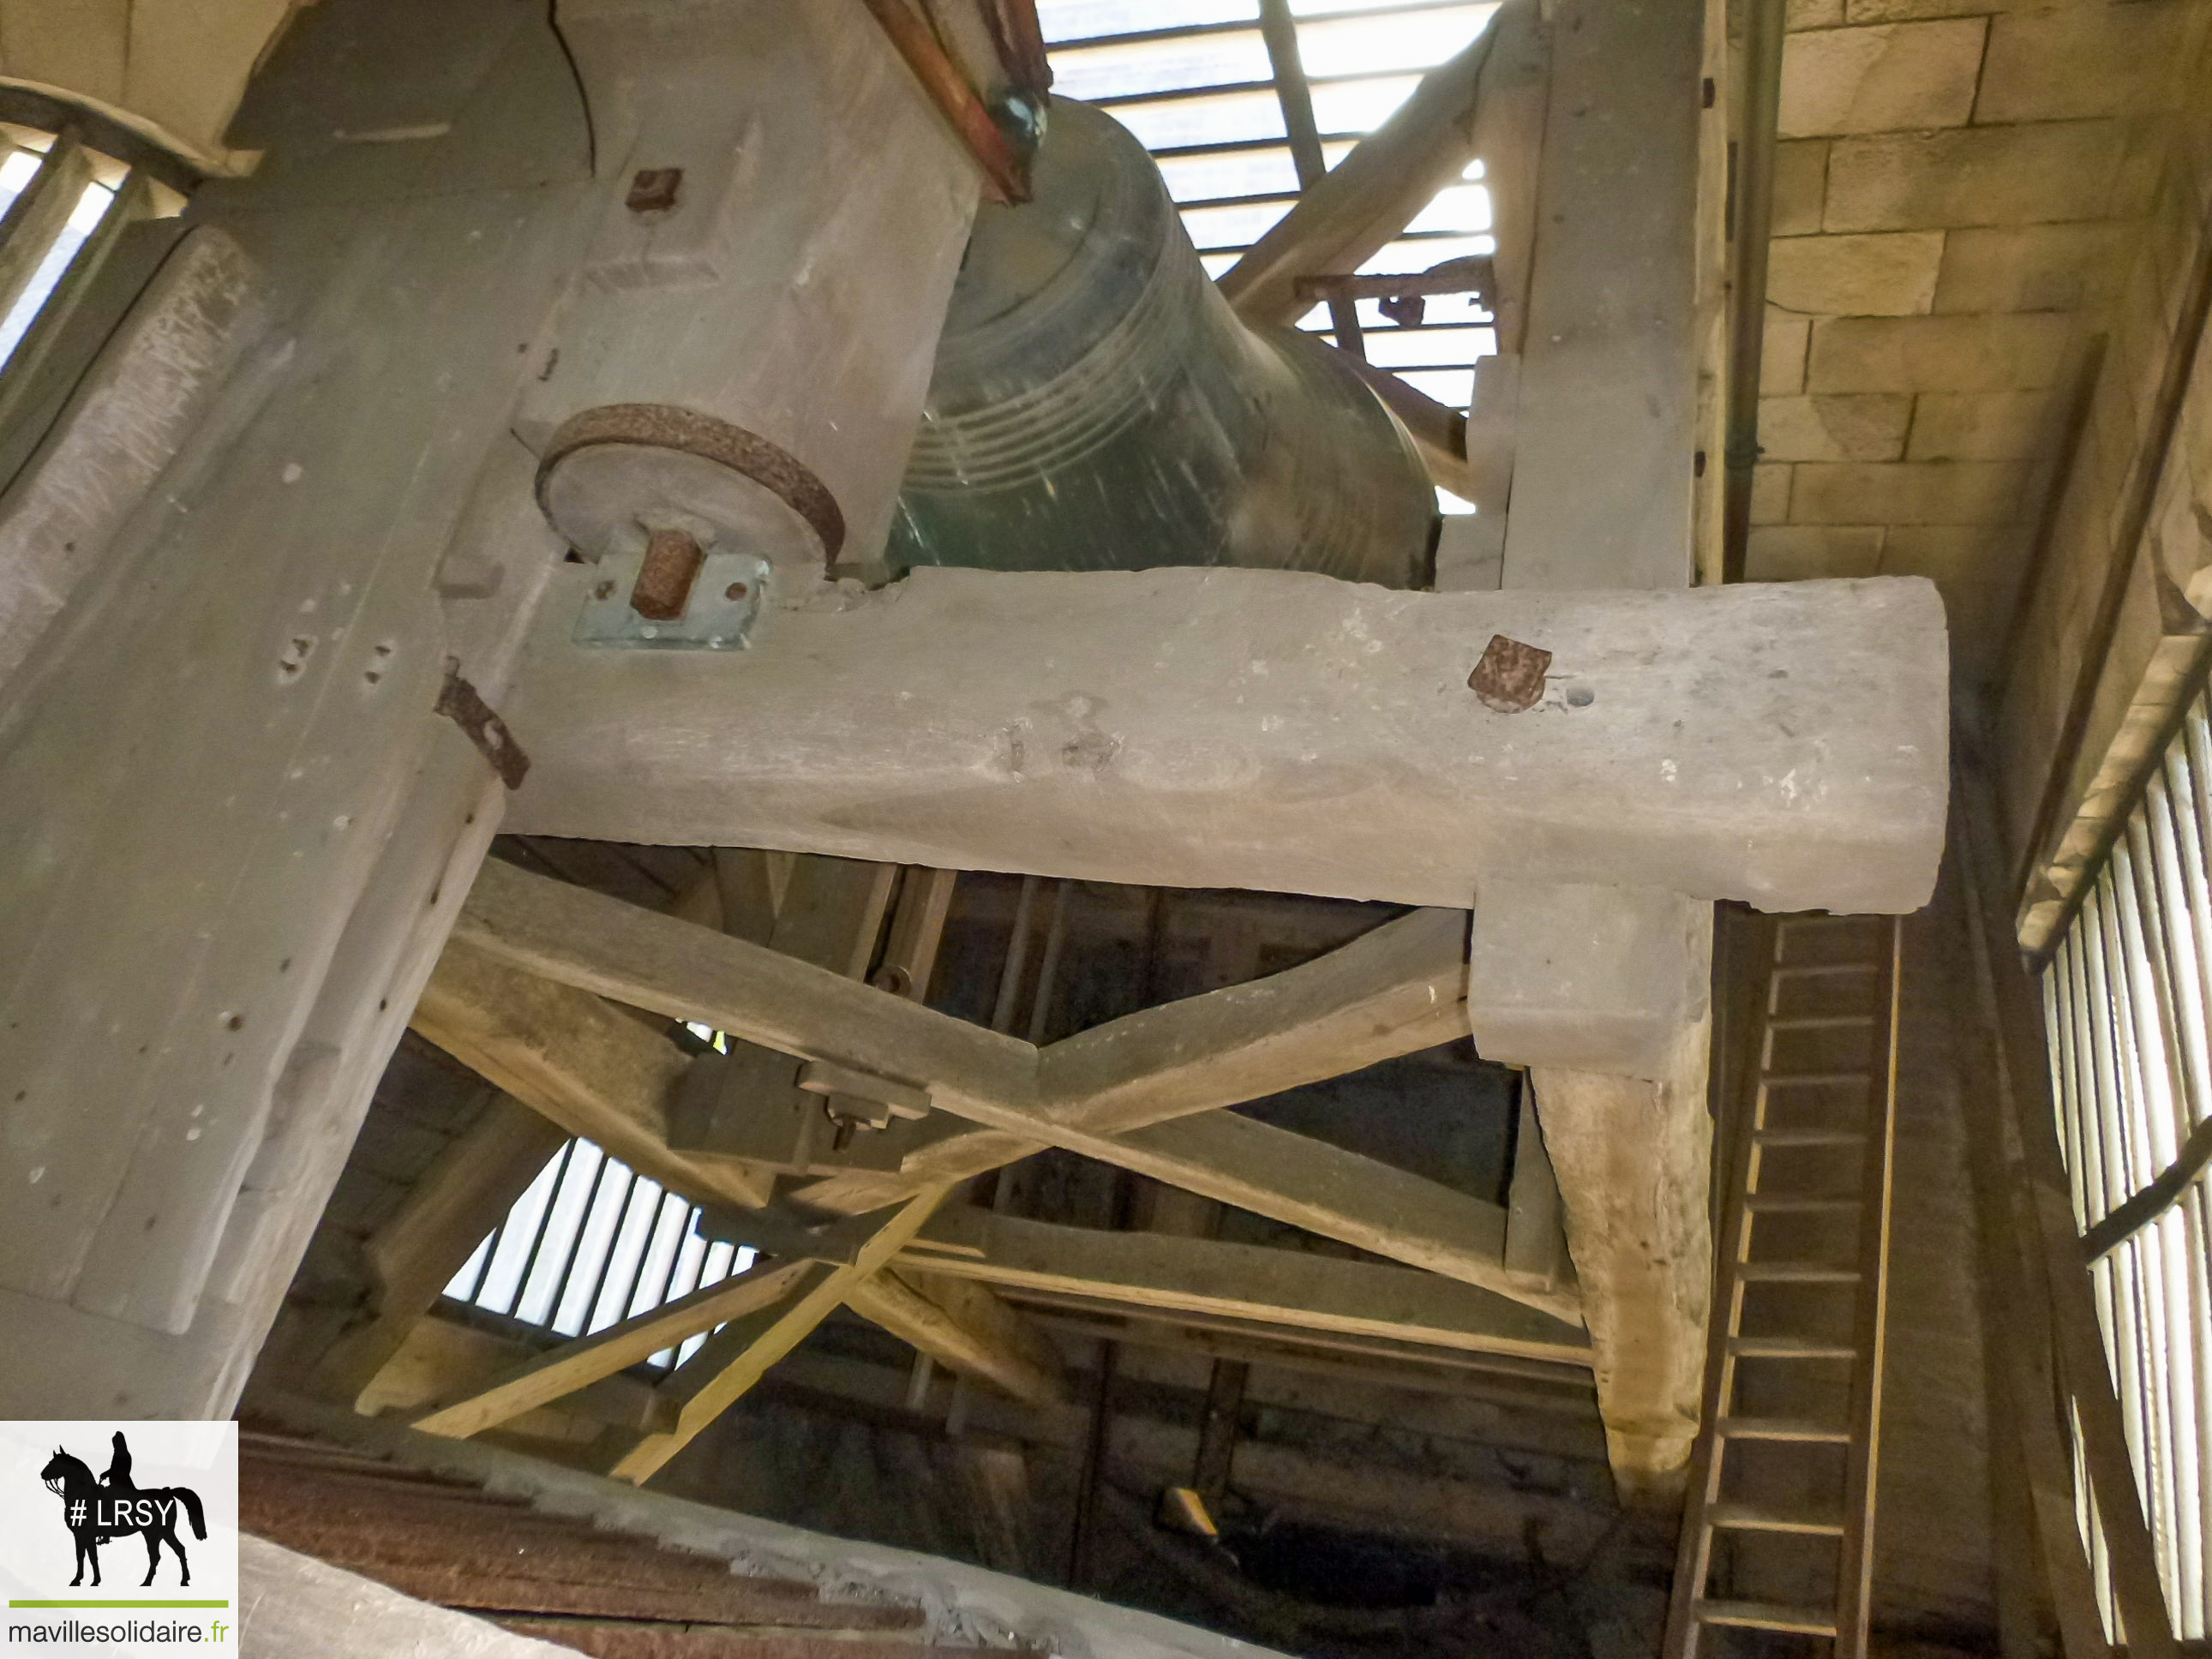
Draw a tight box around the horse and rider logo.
[38,1432,208,1588]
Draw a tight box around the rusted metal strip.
[435,659,530,790]
[1294,257,1496,307]
[858,0,1030,205]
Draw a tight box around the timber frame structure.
[0,0,2053,1648]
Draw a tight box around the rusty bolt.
[626,168,682,213]
[631,529,706,621]
[724,581,749,601]
[1469,634,1552,713]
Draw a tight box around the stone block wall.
[1747,0,2209,691]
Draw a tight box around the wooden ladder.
[1663,913,1903,1657]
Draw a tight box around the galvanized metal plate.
[573,548,769,650]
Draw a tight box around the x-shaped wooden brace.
[410,859,1584,1480]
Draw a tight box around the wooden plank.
[315,1092,570,1402]
[1503,1086,1572,1295]
[848,1267,1066,1407]
[1217,26,1496,326]
[453,859,1475,1157]
[876,866,960,1001]
[450,858,1033,1118]
[411,938,775,1211]
[1836,917,1902,1659]
[412,1256,816,1440]
[608,1185,953,1482]
[1325,340,1474,498]
[1094,1114,1571,1322]
[902,1209,1591,1365]
[357,1311,670,1440]
[1029,905,1469,1132]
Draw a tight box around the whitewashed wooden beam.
[503,566,1950,916]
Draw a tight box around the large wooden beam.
[902,1209,1591,1367]
[1094,1113,1574,1322]
[1500,0,1704,592]
[445,861,1030,1118]
[447,864,1569,1315]
[503,566,1950,916]
[1529,1033,1714,1505]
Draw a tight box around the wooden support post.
[608,1185,953,1483]
[1529,1040,1713,1503]
[1501,0,1702,592]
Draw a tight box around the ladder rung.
[1708,1502,1847,1536]
[1695,1598,1841,1636]
[1744,1194,1858,1213]
[1776,914,1873,931]
[1717,1416,1854,1444]
[1759,1071,1872,1088]
[1767,1014,1876,1031]
[1772,962,1879,980]
[1729,1334,1858,1359]
[1737,1261,1861,1283]
[1752,1127,1866,1147]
